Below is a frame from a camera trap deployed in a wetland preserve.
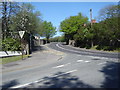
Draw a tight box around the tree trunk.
[91,40,93,47]
[46,38,49,43]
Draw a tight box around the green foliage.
[60,5,120,51]
[60,13,88,40]
[9,3,42,35]
[1,3,43,51]
[50,35,65,42]
[2,38,21,51]
[40,21,56,42]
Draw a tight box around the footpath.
[1,44,65,73]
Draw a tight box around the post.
[21,38,23,60]
[90,9,92,26]
[19,31,25,60]
[90,9,93,47]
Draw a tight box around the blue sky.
[30,2,118,37]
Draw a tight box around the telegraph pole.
[90,8,92,26]
[90,8,93,47]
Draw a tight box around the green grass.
[0,55,30,64]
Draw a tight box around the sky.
[30,2,118,37]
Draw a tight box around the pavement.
[1,44,65,73]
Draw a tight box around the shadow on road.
[100,61,120,88]
[32,72,93,88]
[1,79,19,89]
[32,46,47,53]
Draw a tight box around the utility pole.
[90,8,92,26]
[90,8,93,47]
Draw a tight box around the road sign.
[19,31,25,38]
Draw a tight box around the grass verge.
[0,55,30,64]
[90,45,119,53]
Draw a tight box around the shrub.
[2,38,21,51]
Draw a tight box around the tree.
[1,2,20,39]
[97,4,120,50]
[40,21,56,43]
[60,13,88,45]
[50,35,65,42]
[99,5,119,21]
[9,3,41,35]
[1,2,42,52]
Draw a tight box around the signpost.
[19,31,25,60]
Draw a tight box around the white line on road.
[52,65,65,68]
[56,44,113,60]
[84,61,90,63]
[53,69,78,77]
[10,69,77,89]
[56,44,84,54]
[98,62,107,65]
[87,56,108,59]
[65,69,77,74]
[77,60,84,62]
[65,63,71,65]
[10,82,32,88]
[77,55,82,56]
[52,63,71,69]
[87,56,100,58]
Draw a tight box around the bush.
[103,46,114,51]
[86,45,91,49]
[96,45,104,50]
[2,38,21,51]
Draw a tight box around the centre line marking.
[52,63,71,69]
[10,69,77,88]
[77,60,83,62]
[77,55,82,56]
[65,69,78,74]
[98,62,107,65]
[65,63,71,65]
[85,61,90,63]
[53,65,64,68]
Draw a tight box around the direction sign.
[19,31,25,38]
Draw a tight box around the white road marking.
[87,56,100,58]
[10,82,32,88]
[53,69,77,77]
[10,78,45,88]
[56,44,113,61]
[52,65,65,68]
[98,62,107,65]
[52,63,71,69]
[10,69,77,88]
[77,60,83,62]
[100,57,108,59]
[84,61,90,63]
[65,63,71,65]
[77,55,82,56]
[87,56,108,59]
[65,69,77,74]
[56,44,84,53]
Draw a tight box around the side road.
[1,44,65,73]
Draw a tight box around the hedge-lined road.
[1,42,119,88]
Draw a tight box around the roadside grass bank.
[90,45,120,53]
[0,55,30,64]
[68,44,120,53]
